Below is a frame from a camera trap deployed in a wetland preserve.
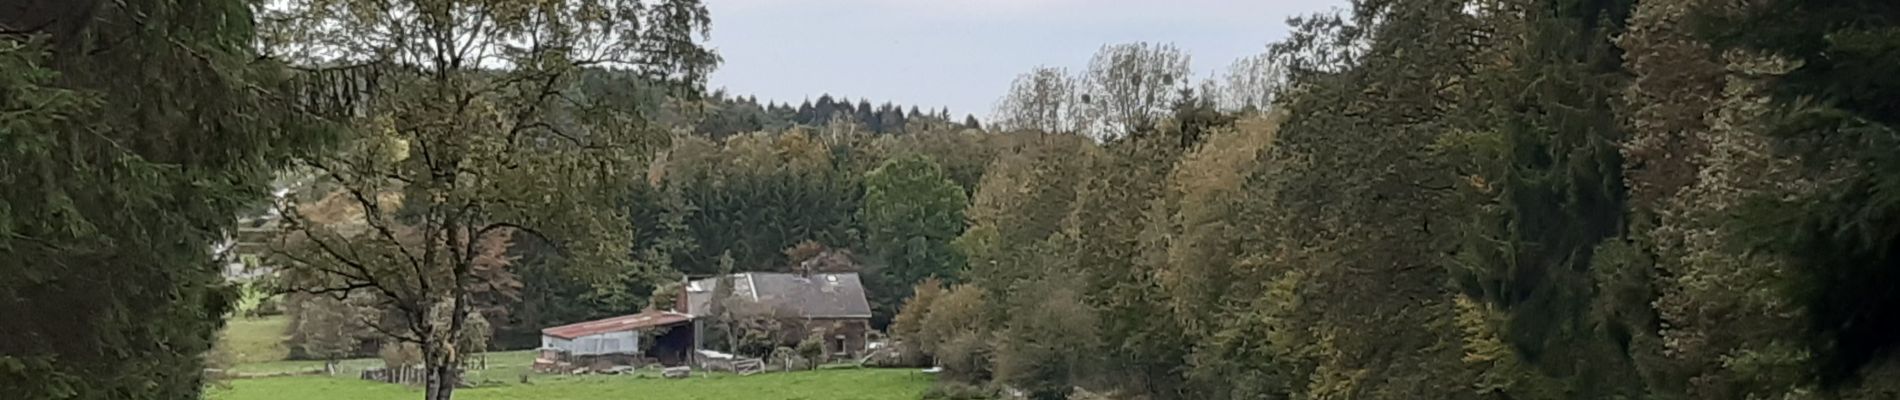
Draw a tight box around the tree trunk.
[424,362,459,400]
[421,334,460,400]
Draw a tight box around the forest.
[6,0,1900,400]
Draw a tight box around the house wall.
[784,318,870,359]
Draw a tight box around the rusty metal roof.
[539,310,692,340]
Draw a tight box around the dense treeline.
[886,1,1900,400]
[499,124,1027,345]
[680,91,979,139]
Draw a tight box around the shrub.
[769,346,808,371]
[251,296,283,317]
[994,285,1100,400]
[797,333,826,368]
[378,342,422,368]
[890,278,945,366]
[923,381,998,400]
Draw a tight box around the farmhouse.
[681,272,874,359]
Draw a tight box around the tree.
[707,252,741,353]
[1443,0,1647,396]
[293,294,373,374]
[1058,135,1188,397]
[1153,115,1282,346]
[891,278,946,365]
[1079,43,1192,139]
[957,135,1095,312]
[861,154,969,323]
[920,285,990,381]
[1706,0,1900,390]
[993,67,1086,134]
[796,333,825,369]
[258,0,716,398]
[1,1,319,398]
[1213,52,1286,113]
[857,100,879,132]
[460,311,492,369]
[994,279,1102,400]
[862,154,969,283]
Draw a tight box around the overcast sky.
[701,0,1346,120]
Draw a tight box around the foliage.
[291,294,374,364]
[18,0,1900,398]
[379,342,423,369]
[680,91,976,139]
[461,312,493,356]
[862,154,969,321]
[219,316,295,365]
[1080,43,1193,139]
[921,381,998,400]
[257,0,716,398]
[919,285,992,381]
[994,67,1089,134]
[1703,0,1900,390]
[796,334,826,368]
[891,278,946,365]
[0,0,321,398]
[994,281,1102,400]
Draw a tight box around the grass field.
[225,349,539,384]
[212,309,933,400]
[212,319,932,399]
[209,366,934,400]
[219,316,291,365]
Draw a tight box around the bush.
[890,279,944,366]
[648,281,682,311]
[250,295,283,317]
[937,331,993,382]
[769,346,812,371]
[1066,387,1147,400]
[378,342,422,368]
[797,333,826,366]
[923,381,998,400]
[994,285,1100,400]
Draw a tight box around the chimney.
[674,276,689,314]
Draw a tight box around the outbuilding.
[537,310,695,370]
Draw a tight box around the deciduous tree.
[258,0,715,398]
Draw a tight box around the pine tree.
[2,2,321,398]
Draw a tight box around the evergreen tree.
[1,2,320,398]
[796,100,817,124]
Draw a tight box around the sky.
[701,0,1347,120]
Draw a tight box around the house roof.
[540,310,692,340]
[684,272,872,319]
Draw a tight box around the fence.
[361,366,430,386]
[734,358,764,376]
[360,366,472,388]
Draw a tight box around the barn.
[537,310,696,370]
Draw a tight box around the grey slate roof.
[684,272,872,319]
